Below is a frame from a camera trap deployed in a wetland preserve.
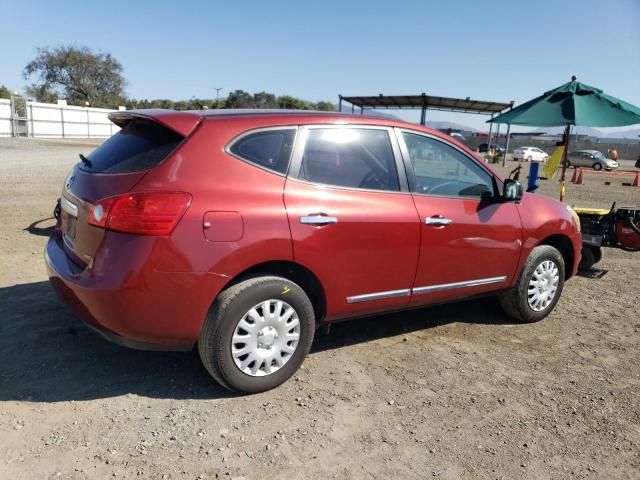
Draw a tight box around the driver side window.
[299,128,400,192]
[402,132,494,198]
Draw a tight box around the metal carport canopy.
[339,94,511,116]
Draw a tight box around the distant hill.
[338,108,481,131]
[425,121,478,132]
[339,106,399,119]
[533,126,640,139]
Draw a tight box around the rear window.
[81,119,184,173]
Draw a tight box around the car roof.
[110,108,466,142]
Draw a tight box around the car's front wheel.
[498,245,565,323]
[198,276,315,393]
[593,162,602,171]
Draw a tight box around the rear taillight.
[89,192,192,236]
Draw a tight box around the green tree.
[224,90,254,108]
[278,95,313,110]
[315,101,337,111]
[23,45,126,107]
[253,91,277,108]
[25,84,57,103]
[0,85,11,99]
[123,91,335,112]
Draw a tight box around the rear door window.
[82,119,184,173]
[228,129,296,174]
[299,128,400,192]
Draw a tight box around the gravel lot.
[1,138,639,479]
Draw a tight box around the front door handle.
[300,215,338,225]
[425,216,452,226]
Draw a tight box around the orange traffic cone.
[633,171,639,187]
[571,168,578,183]
[575,168,584,185]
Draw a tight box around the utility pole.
[215,88,223,108]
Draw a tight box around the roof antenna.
[571,75,577,81]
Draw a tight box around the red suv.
[46,110,582,393]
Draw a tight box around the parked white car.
[513,146,549,162]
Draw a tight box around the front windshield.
[592,151,606,159]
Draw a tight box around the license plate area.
[60,197,79,249]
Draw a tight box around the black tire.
[593,162,602,171]
[579,247,596,270]
[198,276,315,393]
[592,246,603,264]
[498,245,565,323]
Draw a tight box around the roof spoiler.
[108,110,202,137]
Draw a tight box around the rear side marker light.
[89,192,192,236]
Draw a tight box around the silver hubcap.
[527,260,560,312]
[231,299,300,377]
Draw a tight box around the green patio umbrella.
[488,76,640,200]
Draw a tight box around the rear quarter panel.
[132,118,295,278]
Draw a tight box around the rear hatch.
[60,115,189,267]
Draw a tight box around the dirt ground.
[1,138,639,480]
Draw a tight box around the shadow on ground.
[0,280,515,403]
[577,267,608,279]
[24,217,56,237]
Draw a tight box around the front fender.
[513,193,582,284]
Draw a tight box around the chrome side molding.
[412,276,507,295]
[346,288,411,304]
[345,276,507,303]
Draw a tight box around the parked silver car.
[568,150,618,170]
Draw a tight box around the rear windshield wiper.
[79,153,93,168]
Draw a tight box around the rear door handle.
[300,215,338,225]
[425,216,452,226]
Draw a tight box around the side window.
[402,132,494,198]
[299,128,399,191]
[229,129,296,174]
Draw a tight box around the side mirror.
[503,179,523,202]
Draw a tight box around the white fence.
[0,98,124,138]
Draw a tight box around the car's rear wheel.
[198,276,315,393]
[593,162,602,171]
[498,245,565,323]
[527,155,533,162]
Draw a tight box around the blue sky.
[2,0,639,131]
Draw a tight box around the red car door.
[284,125,421,321]
[396,129,522,306]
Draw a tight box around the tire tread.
[198,275,314,393]
[498,245,565,323]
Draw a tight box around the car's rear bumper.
[45,232,228,350]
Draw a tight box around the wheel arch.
[218,260,327,322]
[537,234,574,279]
